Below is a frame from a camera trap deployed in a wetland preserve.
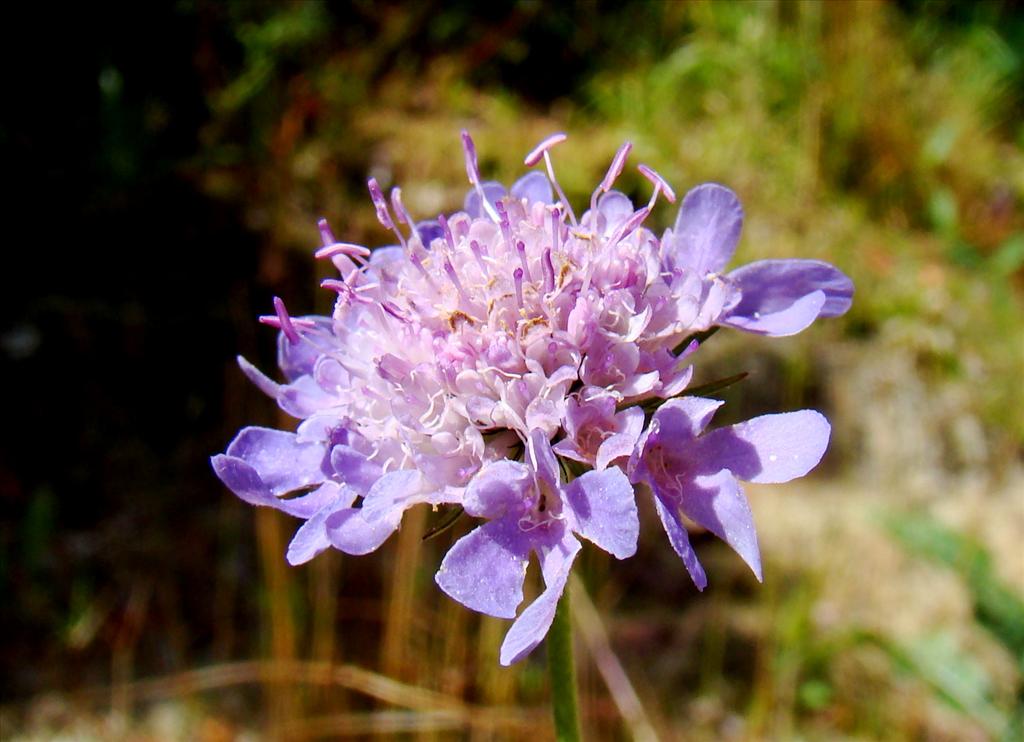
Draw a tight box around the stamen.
[524,132,577,225]
[444,257,468,301]
[496,200,513,249]
[320,268,376,305]
[390,187,410,225]
[409,250,438,290]
[601,142,633,193]
[524,133,568,167]
[461,130,481,186]
[591,140,633,213]
[381,300,410,323]
[469,239,489,276]
[259,315,315,333]
[638,164,676,203]
[367,178,394,230]
[609,206,652,246]
[318,218,336,246]
[314,242,371,260]
[513,267,525,310]
[438,213,456,251]
[270,296,298,344]
[461,130,501,222]
[391,187,421,246]
[542,248,555,293]
[368,178,407,249]
[515,240,533,283]
[543,150,577,227]
[550,207,561,252]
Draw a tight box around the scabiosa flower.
[212,131,852,664]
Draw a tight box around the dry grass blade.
[570,575,660,742]
[277,708,548,738]
[68,660,467,712]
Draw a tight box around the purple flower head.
[629,397,831,589]
[212,131,851,665]
[436,430,637,665]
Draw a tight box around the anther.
[461,130,481,186]
[531,137,577,227]
[461,130,501,222]
[380,300,409,323]
[638,164,676,204]
[542,248,555,293]
[318,218,336,246]
[496,200,513,249]
[314,242,371,260]
[438,213,456,251]
[469,239,489,275]
[524,133,568,167]
[515,240,533,283]
[513,267,525,310]
[601,142,633,193]
[368,178,407,249]
[409,250,438,290]
[367,178,394,230]
[550,207,561,252]
[608,205,652,247]
[592,141,633,213]
[444,257,468,301]
[269,296,299,344]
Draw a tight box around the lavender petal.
[678,470,762,581]
[564,467,638,559]
[499,531,581,665]
[724,258,854,335]
[653,496,707,590]
[672,184,744,275]
[435,519,531,619]
[324,507,401,555]
[695,410,831,484]
[225,426,330,496]
[510,171,553,204]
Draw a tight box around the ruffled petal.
[527,429,561,491]
[499,531,581,665]
[564,467,638,559]
[285,488,352,565]
[722,289,826,337]
[414,221,443,247]
[510,171,553,204]
[324,507,401,555]
[435,518,531,619]
[210,457,344,518]
[595,407,645,471]
[596,191,634,237]
[723,259,854,336]
[671,184,744,275]
[649,397,723,441]
[678,470,762,581]
[330,445,384,494]
[359,469,436,522]
[225,427,329,496]
[464,181,506,219]
[653,497,707,590]
[695,410,830,484]
[463,460,532,519]
[237,355,280,399]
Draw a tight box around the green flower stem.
[548,589,582,742]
